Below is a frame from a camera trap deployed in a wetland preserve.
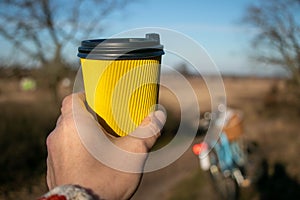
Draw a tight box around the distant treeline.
[0,65,77,79]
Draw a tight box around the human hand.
[46,93,166,200]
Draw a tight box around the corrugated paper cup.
[78,33,164,136]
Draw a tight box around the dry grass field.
[0,73,299,199]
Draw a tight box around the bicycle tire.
[223,176,238,200]
[209,166,239,200]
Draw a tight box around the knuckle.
[61,94,73,114]
[132,139,148,153]
[46,132,54,149]
[62,94,73,106]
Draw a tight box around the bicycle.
[193,108,250,200]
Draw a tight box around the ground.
[0,74,299,199]
[134,75,300,200]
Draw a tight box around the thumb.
[128,110,166,151]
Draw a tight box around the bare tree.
[243,0,300,85]
[0,0,131,101]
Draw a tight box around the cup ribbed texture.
[81,58,160,136]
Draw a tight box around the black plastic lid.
[77,33,164,60]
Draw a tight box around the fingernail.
[153,110,166,129]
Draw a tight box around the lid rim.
[77,33,164,59]
[77,50,164,60]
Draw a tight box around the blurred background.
[0,0,299,199]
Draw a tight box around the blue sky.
[99,0,287,76]
[0,0,288,76]
[105,0,251,54]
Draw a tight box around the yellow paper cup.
[78,34,164,136]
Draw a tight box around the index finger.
[61,92,90,117]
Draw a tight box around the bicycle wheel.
[209,166,238,200]
[223,176,238,200]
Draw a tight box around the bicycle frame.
[194,108,249,199]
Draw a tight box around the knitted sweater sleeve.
[38,185,101,200]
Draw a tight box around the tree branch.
[243,0,300,83]
[0,0,133,67]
